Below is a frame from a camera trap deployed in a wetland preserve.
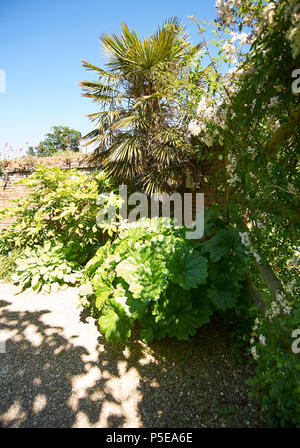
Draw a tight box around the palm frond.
[81,18,204,192]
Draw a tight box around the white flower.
[231,32,249,46]
[222,41,237,64]
[251,251,262,264]
[287,24,300,59]
[239,32,249,46]
[190,95,229,144]
[267,301,280,319]
[230,32,239,43]
[80,296,89,306]
[286,280,296,294]
[215,0,236,26]
[282,304,292,315]
[227,173,240,186]
[266,289,294,318]
[251,346,258,360]
[275,290,286,302]
[262,2,276,25]
[268,96,279,108]
[259,334,266,346]
[203,106,216,121]
[188,119,202,136]
[197,97,211,116]
[239,231,251,247]
[114,253,121,263]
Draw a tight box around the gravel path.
[0,281,262,428]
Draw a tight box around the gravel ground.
[0,281,264,428]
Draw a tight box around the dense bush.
[0,230,18,256]
[248,296,300,427]
[0,249,23,282]
[182,1,300,427]
[79,213,250,343]
[11,242,82,293]
[0,166,121,264]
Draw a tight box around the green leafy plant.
[0,249,23,282]
[0,166,121,264]
[248,297,300,428]
[80,19,204,194]
[0,229,17,256]
[79,215,249,343]
[12,242,82,294]
[182,4,300,426]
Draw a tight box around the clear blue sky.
[0,0,218,156]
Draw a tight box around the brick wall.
[0,153,95,230]
[184,158,225,212]
[0,155,224,231]
[0,172,32,229]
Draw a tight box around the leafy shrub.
[0,229,19,256]
[249,296,300,428]
[79,214,249,343]
[12,242,82,294]
[0,249,23,282]
[0,166,121,264]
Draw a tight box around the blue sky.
[0,0,218,156]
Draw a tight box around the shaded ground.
[0,282,263,428]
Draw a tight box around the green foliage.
[29,126,82,156]
[81,19,204,193]
[0,229,16,256]
[197,211,250,314]
[12,242,82,293]
[184,4,300,426]
[0,249,23,282]
[98,301,132,344]
[0,166,121,264]
[184,3,299,286]
[80,215,249,343]
[249,300,300,428]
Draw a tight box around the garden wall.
[0,153,223,230]
[0,153,94,230]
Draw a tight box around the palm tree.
[80,18,202,193]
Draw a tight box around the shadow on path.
[0,298,261,428]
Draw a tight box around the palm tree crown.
[80,18,201,193]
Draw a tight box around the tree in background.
[28,126,82,156]
[80,18,203,193]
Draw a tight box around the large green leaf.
[94,285,111,310]
[151,287,207,340]
[208,288,238,311]
[98,302,132,343]
[116,251,168,302]
[171,251,208,290]
[201,229,238,262]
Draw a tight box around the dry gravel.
[0,281,264,428]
